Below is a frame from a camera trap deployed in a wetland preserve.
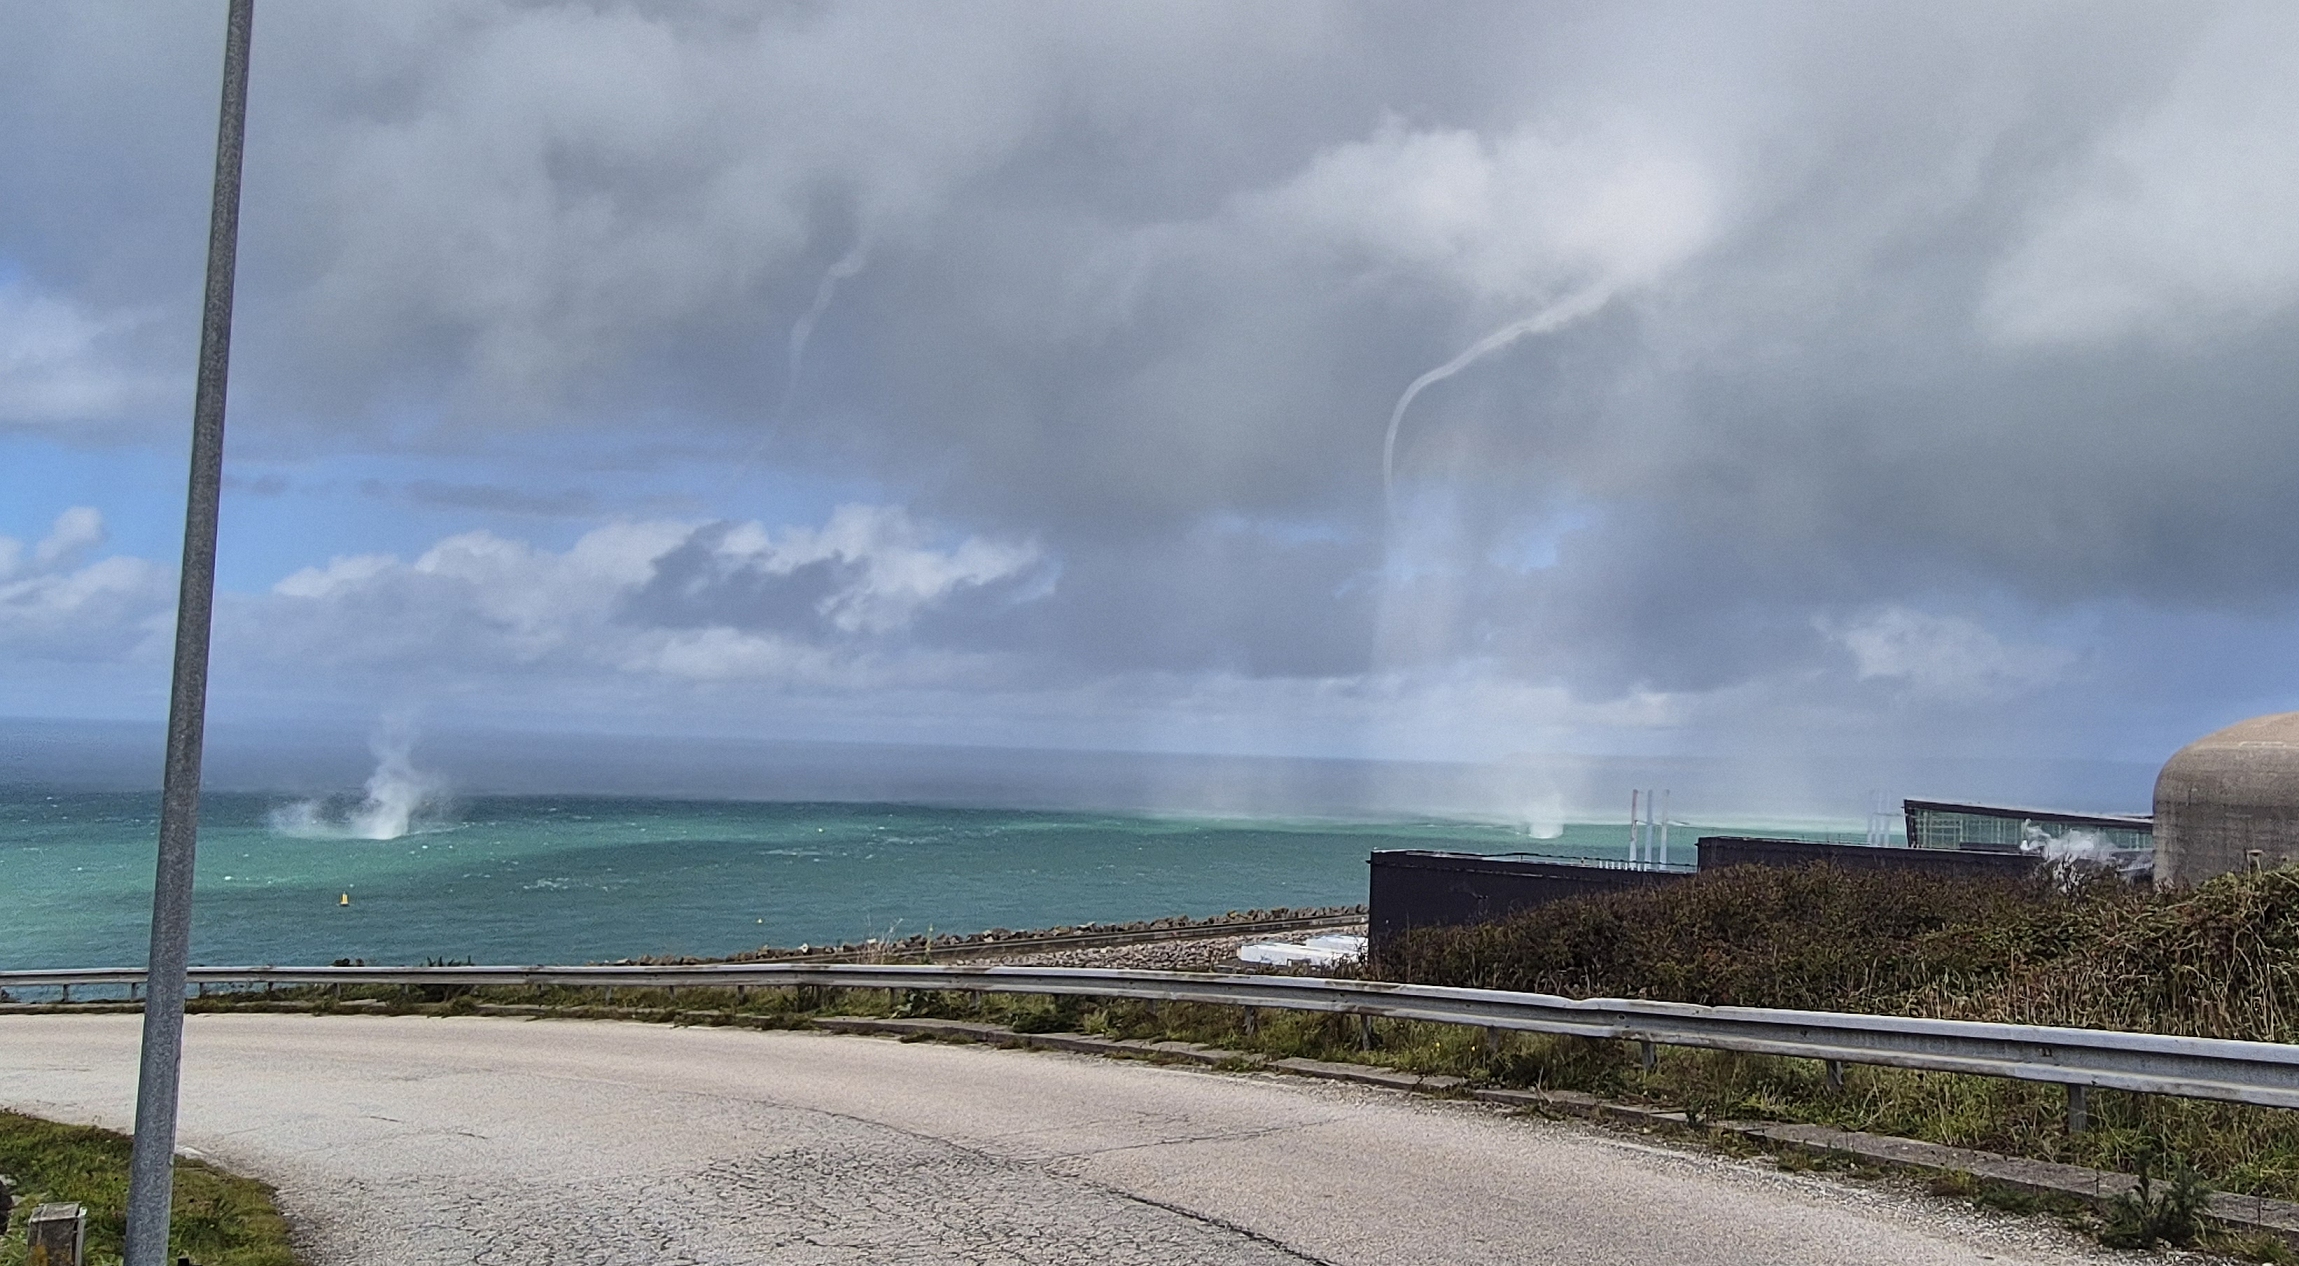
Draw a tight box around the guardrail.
[7,962,2297,1121]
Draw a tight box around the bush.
[1386,861,2299,1043]
[1383,862,2109,1015]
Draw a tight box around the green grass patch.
[0,1110,298,1266]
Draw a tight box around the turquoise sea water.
[1,789,1788,970]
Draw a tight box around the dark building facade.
[1368,833,2050,960]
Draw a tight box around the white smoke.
[2027,823,2152,878]
[2030,824,2105,861]
[269,714,448,841]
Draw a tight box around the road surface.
[0,1014,2117,1264]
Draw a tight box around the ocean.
[0,788,1761,971]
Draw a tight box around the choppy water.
[1,789,1795,970]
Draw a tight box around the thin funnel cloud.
[720,238,872,495]
[1381,283,1614,514]
[782,240,871,421]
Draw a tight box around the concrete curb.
[1724,1120,2299,1245]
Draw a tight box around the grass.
[0,1111,298,1266]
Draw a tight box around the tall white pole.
[1628,790,1640,864]
[125,5,252,1263]
[1659,790,1670,867]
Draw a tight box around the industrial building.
[1367,835,2041,960]
[1373,709,2299,953]
[1901,799,2153,865]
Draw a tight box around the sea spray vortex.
[268,725,448,841]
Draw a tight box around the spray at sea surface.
[267,718,447,841]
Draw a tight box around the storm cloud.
[6,1,2299,791]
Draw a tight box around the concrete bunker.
[2154,711,2299,888]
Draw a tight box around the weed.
[2101,1144,2212,1249]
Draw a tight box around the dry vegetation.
[1379,863,2299,1215]
[1384,862,2299,1042]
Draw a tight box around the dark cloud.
[8,1,2299,767]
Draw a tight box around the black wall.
[1367,851,1684,959]
[1694,836,2045,881]
[1369,837,2048,959]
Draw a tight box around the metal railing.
[8,962,2299,1115]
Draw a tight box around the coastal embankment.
[642,905,1366,971]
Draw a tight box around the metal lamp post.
[123,3,253,1263]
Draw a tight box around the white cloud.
[0,507,172,660]
[705,503,1046,635]
[1826,607,2074,702]
[1982,9,2299,346]
[1251,118,1721,307]
[14,4,2299,774]
[0,280,171,427]
[255,505,1044,686]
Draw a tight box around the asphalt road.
[0,1014,2120,1265]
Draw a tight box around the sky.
[5,2,2299,809]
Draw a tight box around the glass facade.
[1903,801,2152,863]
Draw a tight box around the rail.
[7,962,2298,1115]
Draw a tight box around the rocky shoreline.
[627,905,1366,969]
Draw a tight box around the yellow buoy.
[339,893,350,906]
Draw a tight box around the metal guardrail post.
[2067,1083,2090,1134]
